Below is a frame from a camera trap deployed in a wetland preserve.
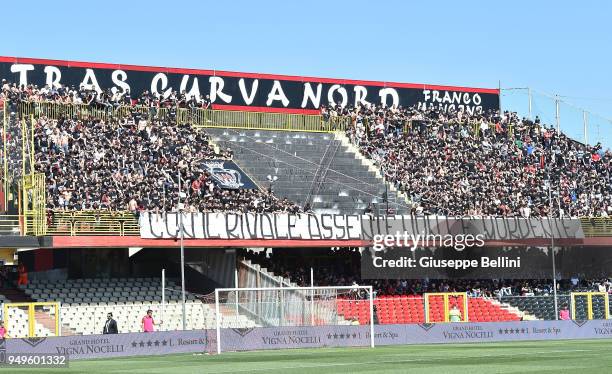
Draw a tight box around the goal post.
[214,285,374,354]
[570,292,610,320]
[424,292,468,323]
[3,302,61,338]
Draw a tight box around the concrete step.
[208,128,410,214]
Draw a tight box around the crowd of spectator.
[3,81,612,217]
[242,248,612,299]
[33,113,300,213]
[331,103,611,218]
[1,79,212,110]
[26,113,299,212]
[0,80,301,213]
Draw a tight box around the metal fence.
[5,211,612,237]
[47,210,139,236]
[14,101,350,133]
[501,88,612,149]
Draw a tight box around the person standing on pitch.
[103,312,118,334]
[141,309,161,332]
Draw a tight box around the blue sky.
[3,0,612,144]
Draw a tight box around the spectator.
[141,309,160,332]
[103,312,118,334]
[342,103,611,217]
[0,320,7,340]
[17,263,27,286]
[34,115,301,214]
[559,306,571,320]
[0,266,7,288]
[449,305,462,322]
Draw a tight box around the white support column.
[178,169,186,331]
[215,289,221,354]
[161,269,165,331]
[368,286,375,348]
[310,268,314,326]
[234,269,239,317]
[279,276,284,326]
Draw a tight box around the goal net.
[214,286,374,354]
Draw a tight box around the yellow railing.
[17,101,161,124]
[15,101,350,133]
[8,211,612,238]
[44,214,612,237]
[47,210,139,236]
[180,108,348,132]
[22,173,46,236]
[580,218,612,237]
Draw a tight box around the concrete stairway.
[0,285,33,302]
[206,128,408,215]
[35,310,75,336]
[0,215,20,235]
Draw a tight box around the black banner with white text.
[0,57,499,114]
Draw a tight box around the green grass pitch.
[3,339,612,374]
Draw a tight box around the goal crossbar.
[214,285,374,354]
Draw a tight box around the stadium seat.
[338,296,522,324]
[17,277,260,335]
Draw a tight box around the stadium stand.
[241,251,526,324]
[4,307,58,338]
[207,128,408,215]
[4,84,610,218]
[341,104,611,217]
[19,277,193,304]
[502,295,570,321]
[59,301,255,335]
[34,115,300,213]
[13,277,257,335]
[1,81,612,340]
[503,292,612,321]
[1,80,205,109]
[337,295,522,325]
[241,249,612,323]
